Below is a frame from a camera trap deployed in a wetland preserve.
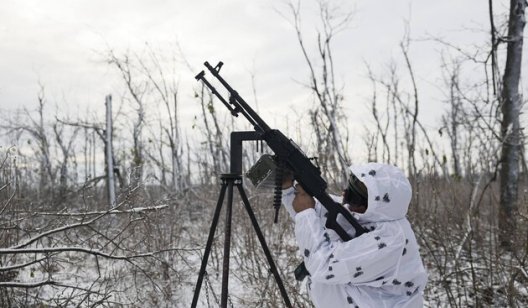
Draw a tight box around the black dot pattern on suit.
[353,266,364,278]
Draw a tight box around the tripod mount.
[190,131,292,308]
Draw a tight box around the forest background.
[0,0,527,307]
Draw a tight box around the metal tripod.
[191,132,292,308]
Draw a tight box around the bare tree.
[57,111,125,192]
[197,88,228,179]
[282,0,353,184]
[108,51,147,189]
[136,47,186,191]
[440,57,464,178]
[52,119,79,200]
[27,87,54,195]
[366,63,392,164]
[400,27,419,175]
[497,0,526,247]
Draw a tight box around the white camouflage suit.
[282,163,428,307]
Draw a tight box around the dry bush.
[408,175,528,307]
[0,148,200,307]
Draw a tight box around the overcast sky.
[1,0,522,153]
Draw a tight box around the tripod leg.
[221,179,235,308]
[191,182,228,308]
[236,184,293,308]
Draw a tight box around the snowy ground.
[2,182,527,307]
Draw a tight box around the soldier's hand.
[281,170,294,189]
[293,184,315,213]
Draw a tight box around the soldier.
[282,162,428,307]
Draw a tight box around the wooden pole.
[105,95,116,207]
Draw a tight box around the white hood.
[348,163,412,223]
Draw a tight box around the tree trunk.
[171,92,182,191]
[105,95,116,207]
[498,0,526,248]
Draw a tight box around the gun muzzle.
[195,70,205,80]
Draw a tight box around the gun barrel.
[204,62,271,132]
[195,73,238,117]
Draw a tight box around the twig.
[0,280,59,288]
[454,173,483,261]
[0,187,16,215]
[13,205,168,217]
[0,246,196,259]
[11,185,141,249]
[0,256,48,272]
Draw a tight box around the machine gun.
[195,61,368,241]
